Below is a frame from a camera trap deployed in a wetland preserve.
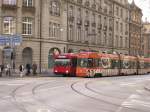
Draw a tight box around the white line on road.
[38,109,51,112]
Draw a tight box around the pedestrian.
[0,65,2,77]
[1,64,4,77]
[19,64,24,77]
[32,63,37,75]
[26,64,31,76]
[6,64,11,77]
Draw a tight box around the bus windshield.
[55,59,71,67]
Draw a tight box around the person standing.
[32,63,37,75]
[19,64,24,77]
[6,64,11,77]
[0,65,2,77]
[26,64,31,76]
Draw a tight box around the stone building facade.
[142,22,150,57]
[129,0,143,56]
[0,0,131,71]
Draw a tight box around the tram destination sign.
[0,35,22,46]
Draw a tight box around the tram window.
[98,59,102,67]
[123,60,130,69]
[94,59,99,67]
[139,61,144,69]
[111,59,119,69]
[88,58,93,68]
[78,58,88,67]
[101,58,111,69]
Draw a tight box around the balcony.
[2,2,17,10]
[84,20,90,26]
[22,5,35,13]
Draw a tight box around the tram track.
[31,79,78,112]
[70,80,148,112]
[0,79,60,112]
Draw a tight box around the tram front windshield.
[55,59,71,67]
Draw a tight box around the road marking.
[38,109,51,112]
[5,83,24,86]
[120,83,136,86]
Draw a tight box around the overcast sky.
[128,0,150,22]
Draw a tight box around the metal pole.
[39,0,42,73]
[66,0,69,53]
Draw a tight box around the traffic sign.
[0,35,22,46]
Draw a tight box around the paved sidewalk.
[0,69,56,78]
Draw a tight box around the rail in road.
[0,75,150,112]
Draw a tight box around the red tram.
[53,52,150,77]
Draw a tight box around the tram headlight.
[66,70,69,74]
[55,70,58,73]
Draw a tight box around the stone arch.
[22,47,33,66]
[48,47,61,68]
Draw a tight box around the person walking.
[19,64,24,77]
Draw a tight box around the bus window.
[55,59,71,67]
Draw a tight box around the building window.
[23,0,33,7]
[22,17,33,35]
[49,22,60,38]
[120,23,123,34]
[116,6,119,16]
[3,16,16,35]
[3,0,16,5]
[116,35,118,47]
[77,26,81,42]
[50,0,60,16]
[120,36,123,48]
[69,25,73,41]
[84,27,88,42]
[69,5,74,17]
[116,21,119,32]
